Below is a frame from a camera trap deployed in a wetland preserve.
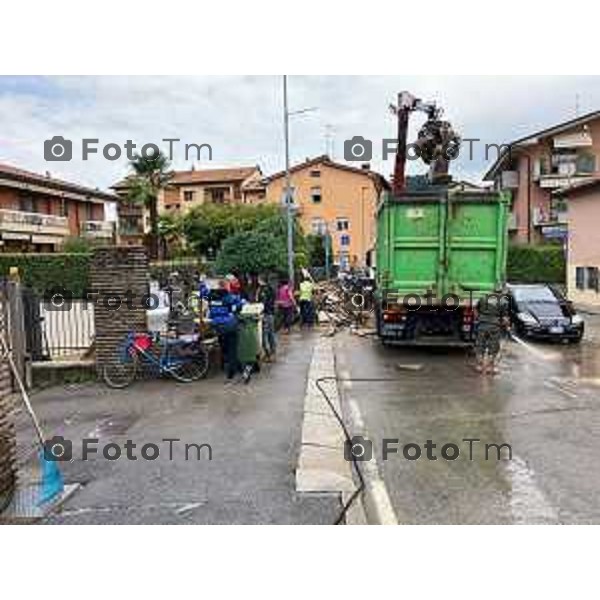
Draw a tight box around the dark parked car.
[507,284,584,343]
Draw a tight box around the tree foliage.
[181,203,280,255]
[507,244,565,284]
[127,151,172,258]
[215,230,285,275]
[305,234,326,267]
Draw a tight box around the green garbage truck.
[374,186,510,346]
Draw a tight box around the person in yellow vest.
[298,276,315,328]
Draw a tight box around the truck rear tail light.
[383,311,406,323]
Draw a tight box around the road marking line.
[544,380,578,399]
[505,455,558,524]
[341,388,398,525]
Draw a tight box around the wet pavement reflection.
[335,316,600,524]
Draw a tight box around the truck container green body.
[374,187,510,345]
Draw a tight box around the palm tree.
[127,151,172,259]
[158,212,184,258]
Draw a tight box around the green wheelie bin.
[237,313,261,383]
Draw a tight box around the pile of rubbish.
[313,278,374,336]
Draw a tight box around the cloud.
[1,75,600,189]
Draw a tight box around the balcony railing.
[81,220,114,238]
[0,208,69,236]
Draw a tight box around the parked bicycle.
[102,331,209,388]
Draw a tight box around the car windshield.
[513,287,557,304]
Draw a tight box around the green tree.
[305,234,326,267]
[215,230,285,275]
[127,151,172,259]
[181,203,280,256]
[62,236,93,254]
[158,212,185,258]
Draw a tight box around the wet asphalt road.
[335,315,600,524]
[29,331,340,524]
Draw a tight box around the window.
[19,196,35,213]
[575,266,599,292]
[336,218,349,231]
[311,186,322,204]
[311,217,327,235]
[281,187,296,205]
[183,190,195,202]
[59,200,69,218]
[577,153,596,174]
[340,234,350,246]
[310,170,321,178]
[206,187,229,204]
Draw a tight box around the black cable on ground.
[314,376,404,525]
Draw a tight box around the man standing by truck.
[474,291,511,375]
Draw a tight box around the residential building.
[160,166,264,212]
[111,166,265,245]
[484,110,600,244]
[0,162,116,252]
[264,156,389,270]
[110,179,148,246]
[558,179,600,307]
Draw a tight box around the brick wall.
[91,246,148,376]
[0,301,16,511]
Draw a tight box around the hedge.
[0,253,91,298]
[507,244,566,284]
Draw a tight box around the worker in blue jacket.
[207,279,244,379]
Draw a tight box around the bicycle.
[102,331,210,389]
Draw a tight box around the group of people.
[202,273,316,380]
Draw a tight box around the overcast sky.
[1,75,600,191]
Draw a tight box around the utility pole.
[283,75,294,287]
[324,225,331,280]
[282,76,318,287]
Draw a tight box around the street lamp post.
[324,225,331,280]
[283,75,294,287]
[282,75,318,288]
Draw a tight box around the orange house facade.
[264,156,388,270]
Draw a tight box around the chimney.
[45,171,51,178]
[361,163,371,171]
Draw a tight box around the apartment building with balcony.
[111,166,265,245]
[264,156,389,270]
[0,163,116,252]
[484,111,600,244]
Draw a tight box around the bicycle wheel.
[102,355,138,388]
[169,348,210,383]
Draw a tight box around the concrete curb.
[295,338,361,521]
[296,336,397,525]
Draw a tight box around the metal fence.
[39,300,95,359]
